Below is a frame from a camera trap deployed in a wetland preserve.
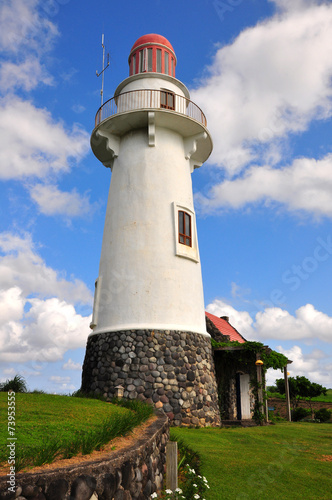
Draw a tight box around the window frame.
[173,203,199,263]
[178,210,192,247]
[160,90,175,110]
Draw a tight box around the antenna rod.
[96,33,110,107]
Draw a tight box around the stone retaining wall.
[81,329,221,427]
[0,411,169,500]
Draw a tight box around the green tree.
[276,375,326,416]
[0,374,28,393]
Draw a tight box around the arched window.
[178,210,192,247]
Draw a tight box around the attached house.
[206,312,261,423]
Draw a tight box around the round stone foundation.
[81,329,221,427]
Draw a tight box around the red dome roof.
[130,34,175,54]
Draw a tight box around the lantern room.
[128,33,177,77]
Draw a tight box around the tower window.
[160,90,175,110]
[156,49,162,72]
[164,52,169,75]
[139,49,148,72]
[178,210,192,247]
[132,54,136,75]
[147,48,153,71]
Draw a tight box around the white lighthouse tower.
[82,34,221,427]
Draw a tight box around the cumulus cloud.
[255,304,332,343]
[63,358,82,371]
[0,58,54,92]
[193,2,332,218]
[0,295,90,363]
[206,299,256,340]
[0,231,92,363]
[29,183,94,217]
[208,298,332,344]
[0,0,58,54]
[193,2,332,172]
[0,97,89,180]
[207,297,331,386]
[0,0,59,91]
[276,345,331,386]
[0,232,93,304]
[196,154,332,217]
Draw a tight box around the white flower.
[194,495,200,499]
[150,494,158,499]
[193,483,198,487]
[166,490,173,494]
[203,476,208,482]
[175,488,183,494]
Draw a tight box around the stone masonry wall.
[81,329,221,427]
[0,411,169,500]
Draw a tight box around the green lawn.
[172,423,332,500]
[0,393,129,450]
[268,388,332,403]
[0,393,152,470]
[311,389,332,403]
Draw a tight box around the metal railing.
[95,89,207,128]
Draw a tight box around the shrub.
[292,407,310,421]
[0,374,28,393]
[314,408,331,422]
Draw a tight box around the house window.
[178,210,192,247]
[160,90,174,110]
[156,49,162,72]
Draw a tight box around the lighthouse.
[82,34,221,427]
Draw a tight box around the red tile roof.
[205,312,246,343]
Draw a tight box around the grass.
[0,393,153,471]
[268,388,332,403]
[311,389,332,403]
[171,422,332,500]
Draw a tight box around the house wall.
[213,350,257,420]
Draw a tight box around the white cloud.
[0,97,89,180]
[0,58,54,92]
[0,232,93,304]
[49,375,76,392]
[0,294,91,363]
[206,299,332,347]
[196,154,332,217]
[0,287,25,324]
[275,345,331,387]
[0,232,92,363]
[255,304,332,343]
[50,375,71,384]
[206,299,256,340]
[72,104,86,114]
[30,183,94,217]
[63,358,82,370]
[207,297,332,386]
[192,2,332,174]
[0,0,59,92]
[0,0,58,55]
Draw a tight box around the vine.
[211,339,288,371]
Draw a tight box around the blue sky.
[0,0,331,393]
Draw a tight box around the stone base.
[81,329,221,427]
